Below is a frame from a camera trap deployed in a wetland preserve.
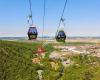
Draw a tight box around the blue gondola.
[56,30,66,42]
[28,27,38,40]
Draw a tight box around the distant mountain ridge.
[0,36,100,40]
[0,37,26,40]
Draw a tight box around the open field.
[0,40,100,80]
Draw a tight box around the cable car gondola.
[28,26,38,40]
[56,30,66,42]
[27,0,38,40]
[55,0,67,42]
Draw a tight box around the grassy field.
[0,40,100,80]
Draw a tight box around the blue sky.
[0,0,100,37]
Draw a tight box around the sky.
[0,0,100,37]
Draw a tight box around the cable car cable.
[60,0,68,21]
[42,0,46,44]
[36,0,46,54]
[56,0,68,33]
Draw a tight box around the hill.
[0,40,54,80]
[0,40,100,80]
